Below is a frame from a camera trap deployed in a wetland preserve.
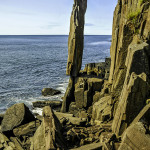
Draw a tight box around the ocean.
[0,35,111,114]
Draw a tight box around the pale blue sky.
[0,0,117,35]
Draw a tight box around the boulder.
[92,96,113,122]
[54,111,73,124]
[119,122,150,150]
[67,117,86,126]
[13,120,40,137]
[1,103,35,132]
[54,111,73,119]
[74,77,103,109]
[31,106,66,150]
[55,111,86,126]
[42,88,61,96]
[66,0,87,77]
[32,100,62,110]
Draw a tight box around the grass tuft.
[128,9,141,23]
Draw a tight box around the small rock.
[42,88,61,96]
[78,111,88,119]
[92,96,112,122]
[32,100,62,110]
[67,117,86,126]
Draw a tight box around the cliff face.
[60,0,150,149]
[109,0,150,92]
[107,0,150,135]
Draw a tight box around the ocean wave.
[103,49,110,54]
[88,41,111,45]
[57,78,69,94]
[32,108,43,116]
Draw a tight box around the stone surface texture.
[105,0,150,135]
[118,122,150,150]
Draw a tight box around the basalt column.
[61,0,87,112]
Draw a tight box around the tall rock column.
[66,0,87,77]
[61,0,87,112]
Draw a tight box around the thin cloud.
[41,23,61,29]
[85,23,95,26]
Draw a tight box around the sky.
[0,0,118,35]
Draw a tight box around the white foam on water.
[103,49,110,54]
[88,41,111,46]
[32,107,43,116]
[56,78,69,94]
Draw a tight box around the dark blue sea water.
[0,35,111,113]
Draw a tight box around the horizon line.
[0,34,112,36]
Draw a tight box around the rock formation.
[62,0,150,149]
[30,106,66,150]
[0,0,150,150]
[108,0,150,136]
[66,0,87,77]
[1,103,35,132]
[61,0,87,112]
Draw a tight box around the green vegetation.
[128,9,141,24]
[128,0,150,34]
[128,0,149,22]
[127,7,142,34]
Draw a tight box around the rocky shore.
[0,0,150,149]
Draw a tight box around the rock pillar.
[66,0,87,77]
[61,0,87,112]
